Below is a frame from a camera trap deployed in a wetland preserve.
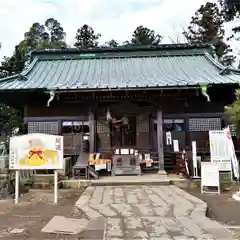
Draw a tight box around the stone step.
[60,175,170,188]
[91,180,170,186]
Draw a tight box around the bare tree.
[168,26,186,44]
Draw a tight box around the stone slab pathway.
[75,185,236,239]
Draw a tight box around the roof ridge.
[0,74,19,83]
[204,52,240,75]
[21,57,39,76]
[31,43,211,55]
[0,57,39,84]
[204,52,225,70]
[36,51,207,62]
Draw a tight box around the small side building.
[0,43,239,175]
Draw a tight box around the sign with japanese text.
[209,130,231,171]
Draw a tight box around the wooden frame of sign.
[201,162,220,195]
[9,134,64,204]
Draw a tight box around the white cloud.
[0,0,239,62]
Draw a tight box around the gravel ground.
[0,189,85,239]
[185,185,240,227]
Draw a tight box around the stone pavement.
[75,185,236,240]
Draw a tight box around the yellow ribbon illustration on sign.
[19,138,57,166]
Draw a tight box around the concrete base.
[112,166,141,176]
[41,216,89,235]
[60,174,186,188]
[158,169,167,176]
[232,191,240,201]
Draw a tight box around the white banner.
[192,141,199,177]
[209,130,231,171]
[192,141,197,170]
[225,126,239,179]
[9,133,64,170]
[166,131,172,145]
[173,140,179,152]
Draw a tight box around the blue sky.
[0,0,239,61]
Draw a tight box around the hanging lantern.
[112,118,122,125]
[122,116,129,125]
[106,108,112,121]
[111,118,117,124]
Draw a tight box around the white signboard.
[95,164,106,171]
[192,141,200,178]
[166,131,172,145]
[209,130,231,171]
[173,140,179,152]
[9,133,64,170]
[201,162,220,194]
[192,141,197,169]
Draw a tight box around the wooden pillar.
[89,109,95,153]
[157,109,166,174]
[185,116,190,147]
[23,105,28,117]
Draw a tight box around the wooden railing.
[58,157,72,177]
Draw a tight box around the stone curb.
[76,205,102,220]
[75,187,103,220]
[191,202,207,218]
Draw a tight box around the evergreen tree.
[130,26,162,46]
[74,24,101,48]
[44,18,66,48]
[104,39,119,48]
[225,89,240,135]
[24,18,66,51]
[0,46,22,136]
[0,18,66,135]
[0,18,67,76]
[24,22,46,52]
[219,0,240,21]
[0,43,26,77]
[183,2,235,66]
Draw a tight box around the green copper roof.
[0,44,240,91]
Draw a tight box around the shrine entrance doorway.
[110,115,137,149]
